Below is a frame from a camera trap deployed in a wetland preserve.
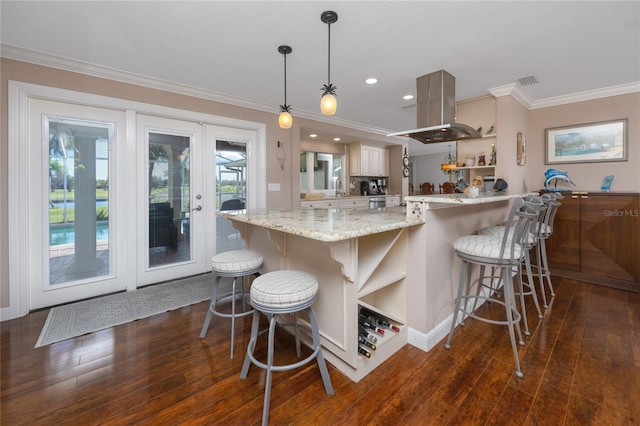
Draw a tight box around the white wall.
[410,153,453,193]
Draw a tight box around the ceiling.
[2,1,639,156]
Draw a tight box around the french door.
[135,115,208,285]
[9,81,265,315]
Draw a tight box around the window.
[300,151,344,195]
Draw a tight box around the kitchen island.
[220,192,528,381]
[403,191,530,353]
[219,206,423,382]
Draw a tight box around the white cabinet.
[301,197,369,209]
[339,197,369,209]
[300,199,339,209]
[350,144,389,177]
[386,196,400,207]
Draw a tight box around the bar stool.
[533,193,563,307]
[199,249,263,358]
[445,198,542,377]
[476,195,546,335]
[240,270,333,426]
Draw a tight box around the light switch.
[268,183,281,191]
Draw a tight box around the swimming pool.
[50,222,109,246]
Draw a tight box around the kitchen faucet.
[335,177,342,197]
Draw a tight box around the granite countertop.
[406,191,528,205]
[219,206,423,242]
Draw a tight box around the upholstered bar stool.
[199,249,263,358]
[476,195,546,335]
[240,270,333,426]
[446,198,542,377]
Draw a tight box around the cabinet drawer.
[386,196,400,207]
[300,200,338,209]
[339,198,369,209]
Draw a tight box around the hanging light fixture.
[278,45,293,129]
[320,10,338,115]
[441,144,457,175]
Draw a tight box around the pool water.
[50,222,109,246]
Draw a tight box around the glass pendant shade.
[278,111,292,129]
[320,11,338,116]
[320,93,337,115]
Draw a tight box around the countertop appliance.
[360,181,370,195]
[369,196,386,209]
[369,180,379,194]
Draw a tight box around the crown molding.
[0,44,393,138]
[488,80,640,111]
[488,83,533,109]
[529,82,640,109]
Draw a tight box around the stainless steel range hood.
[388,70,482,143]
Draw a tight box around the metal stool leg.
[261,313,278,426]
[199,274,221,338]
[503,268,524,378]
[540,239,555,298]
[308,307,334,395]
[240,310,261,379]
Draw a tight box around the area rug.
[35,274,212,348]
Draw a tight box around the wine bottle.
[358,334,376,350]
[358,324,377,343]
[358,346,371,358]
[360,307,400,332]
[358,314,384,335]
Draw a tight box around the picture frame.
[545,118,627,165]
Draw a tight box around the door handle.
[192,205,202,211]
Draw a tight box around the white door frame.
[6,80,266,320]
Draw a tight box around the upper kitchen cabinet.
[350,144,389,177]
[456,96,497,181]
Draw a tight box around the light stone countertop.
[218,206,423,242]
[406,191,529,205]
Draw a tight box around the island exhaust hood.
[387,70,482,144]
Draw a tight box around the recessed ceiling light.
[333,137,341,141]
[403,94,414,100]
[309,134,318,138]
[365,78,378,85]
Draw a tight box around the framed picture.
[545,118,627,164]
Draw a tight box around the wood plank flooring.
[2,277,639,425]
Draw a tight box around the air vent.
[517,75,538,86]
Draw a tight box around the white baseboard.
[408,315,453,352]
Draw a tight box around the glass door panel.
[148,133,191,267]
[215,139,247,253]
[48,119,113,285]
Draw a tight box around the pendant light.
[320,10,338,115]
[278,45,293,129]
[441,145,457,175]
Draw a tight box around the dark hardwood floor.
[2,277,638,425]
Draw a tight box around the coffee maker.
[360,181,370,195]
[369,180,379,194]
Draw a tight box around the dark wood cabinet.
[545,192,639,292]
